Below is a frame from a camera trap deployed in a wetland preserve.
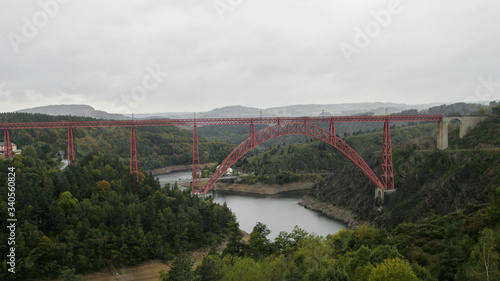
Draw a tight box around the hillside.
[16,104,130,120]
[231,107,500,229]
[305,111,500,228]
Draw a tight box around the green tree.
[221,257,271,281]
[347,245,372,276]
[321,263,350,281]
[328,229,353,257]
[248,222,272,259]
[349,226,387,250]
[57,191,79,214]
[22,145,37,157]
[492,104,500,116]
[274,226,308,253]
[458,228,500,281]
[368,258,418,281]
[58,268,81,281]
[223,221,245,257]
[161,253,195,281]
[476,228,500,281]
[195,254,223,281]
[369,245,403,265]
[285,253,308,281]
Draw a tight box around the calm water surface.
[157,171,347,240]
[156,170,192,185]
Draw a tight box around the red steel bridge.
[1,114,442,198]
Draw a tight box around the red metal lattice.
[192,124,202,194]
[202,123,384,194]
[381,121,394,189]
[67,127,76,165]
[0,115,443,130]
[0,114,442,183]
[3,129,13,158]
[130,126,139,182]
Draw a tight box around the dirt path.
[77,231,250,281]
[81,261,169,281]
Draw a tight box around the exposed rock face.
[298,195,373,229]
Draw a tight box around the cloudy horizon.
[1,0,499,114]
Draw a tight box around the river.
[156,171,347,240]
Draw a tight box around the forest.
[162,188,500,280]
[0,152,236,280]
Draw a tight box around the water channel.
[156,171,346,240]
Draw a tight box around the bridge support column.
[437,120,448,150]
[329,120,336,146]
[381,121,394,189]
[250,122,255,148]
[3,129,13,158]
[375,187,384,200]
[67,127,76,165]
[192,124,201,194]
[130,126,139,182]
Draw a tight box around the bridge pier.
[375,187,384,200]
[2,129,13,158]
[67,127,76,165]
[192,123,202,194]
[130,126,139,182]
[381,121,394,190]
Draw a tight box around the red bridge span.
[1,115,442,198]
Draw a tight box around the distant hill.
[18,101,494,121]
[16,104,130,120]
[130,102,446,119]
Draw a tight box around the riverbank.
[298,195,372,229]
[212,181,315,195]
[149,163,217,176]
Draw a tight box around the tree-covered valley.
[166,105,500,280]
[1,104,499,280]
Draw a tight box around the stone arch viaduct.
[437,116,488,150]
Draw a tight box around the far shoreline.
[148,162,217,176]
[178,181,316,195]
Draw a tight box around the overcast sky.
[0,0,499,114]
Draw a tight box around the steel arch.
[202,123,384,194]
